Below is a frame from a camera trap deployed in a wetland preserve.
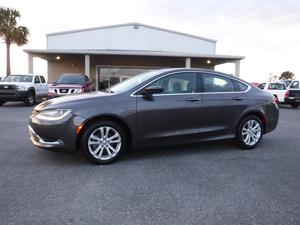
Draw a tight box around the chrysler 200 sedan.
[29,69,279,164]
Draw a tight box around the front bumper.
[0,90,28,101]
[28,126,64,148]
[28,113,85,151]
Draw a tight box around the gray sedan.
[28,68,279,164]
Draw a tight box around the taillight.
[273,96,279,105]
[285,90,289,98]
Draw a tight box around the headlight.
[17,85,27,91]
[35,109,72,121]
[48,88,55,93]
[74,89,83,93]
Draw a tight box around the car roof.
[155,68,249,84]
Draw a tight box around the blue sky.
[1,0,299,82]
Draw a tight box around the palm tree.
[0,7,29,75]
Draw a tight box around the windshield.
[268,83,286,90]
[109,69,168,93]
[56,75,85,84]
[4,75,33,83]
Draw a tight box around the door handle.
[232,96,244,101]
[185,97,200,102]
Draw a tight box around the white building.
[25,22,243,90]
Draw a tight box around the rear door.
[135,71,203,145]
[200,73,249,138]
[39,76,48,96]
[33,76,42,96]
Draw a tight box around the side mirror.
[141,86,164,96]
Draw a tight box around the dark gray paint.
[29,69,279,151]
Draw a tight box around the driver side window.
[149,72,198,94]
[34,76,41,84]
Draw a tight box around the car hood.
[0,82,31,86]
[35,91,112,111]
[50,83,83,88]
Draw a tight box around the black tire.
[24,92,36,106]
[0,100,5,106]
[291,103,300,109]
[236,115,263,149]
[81,121,127,164]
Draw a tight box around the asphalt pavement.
[0,103,299,225]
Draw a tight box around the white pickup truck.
[0,74,48,106]
[258,82,300,108]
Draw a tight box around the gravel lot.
[0,103,299,225]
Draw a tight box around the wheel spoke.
[252,123,259,131]
[91,145,102,154]
[108,133,119,140]
[108,144,117,153]
[105,146,112,156]
[110,138,121,144]
[90,133,101,141]
[98,147,105,158]
[100,127,104,138]
[245,134,250,144]
[105,127,110,137]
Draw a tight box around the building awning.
[24,49,244,63]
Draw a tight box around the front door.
[136,72,202,145]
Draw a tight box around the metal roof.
[46,22,217,43]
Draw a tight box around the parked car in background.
[258,82,287,103]
[250,82,260,87]
[285,80,300,108]
[282,80,293,88]
[0,74,48,106]
[29,68,279,164]
[258,81,300,108]
[48,74,93,98]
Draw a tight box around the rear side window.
[290,81,299,89]
[234,80,249,92]
[202,74,234,92]
[258,83,266,89]
[40,76,46,83]
[268,83,286,90]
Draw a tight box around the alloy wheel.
[241,119,262,146]
[87,126,122,160]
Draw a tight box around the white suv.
[0,74,48,106]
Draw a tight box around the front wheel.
[24,92,36,106]
[81,121,127,164]
[236,116,263,149]
[291,103,300,109]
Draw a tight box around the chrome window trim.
[130,70,251,97]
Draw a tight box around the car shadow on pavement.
[32,140,239,166]
[121,140,238,163]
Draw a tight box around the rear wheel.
[81,121,127,164]
[236,115,263,149]
[291,103,300,108]
[0,100,5,106]
[24,92,36,106]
